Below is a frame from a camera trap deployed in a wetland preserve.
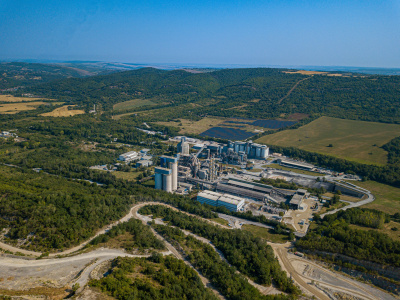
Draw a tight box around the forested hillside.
[21,67,400,123]
[0,62,96,90]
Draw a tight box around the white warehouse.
[197,190,245,212]
[118,151,139,162]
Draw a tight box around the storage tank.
[163,173,172,193]
[155,173,163,190]
[198,169,208,180]
[256,147,261,158]
[261,146,268,158]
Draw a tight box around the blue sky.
[0,0,399,67]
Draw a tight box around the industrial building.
[177,137,190,155]
[228,141,269,160]
[197,190,245,212]
[215,176,293,203]
[118,151,139,162]
[136,160,153,168]
[155,167,173,192]
[289,189,309,210]
[155,156,178,193]
[278,159,314,171]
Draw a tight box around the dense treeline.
[154,224,295,299]
[139,205,299,294]
[89,219,165,251]
[0,166,132,250]
[298,209,400,266]
[321,208,390,229]
[90,255,218,300]
[23,67,400,123]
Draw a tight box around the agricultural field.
[112,98,156,110]
[257,116,400,165]
[0,95,53,102]
[40,105,85,117]
[0,101,48,114]
[283,70,344,76]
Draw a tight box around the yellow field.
[40,105,85,117]
[0,102,47,114]
[0,95,53,102]
[283,70,343,76]
[256,116,400,165]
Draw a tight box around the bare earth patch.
[41,105,85,117]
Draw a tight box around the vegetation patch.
[257,116,400,165]
[90,255,218,300]
[301,209,400,267]
[40,105,85,117]
[112,98,156,110]
[241,224,289,243]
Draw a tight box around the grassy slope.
[241,224,289,243]
[256,116,400,165]
[355,180,400,214]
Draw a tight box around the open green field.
[353,180,400,214]
[241,224,289,243]
[112,170,150,182]
[113,98,156,111]
[256,116,400,165]
[265,163,325,176]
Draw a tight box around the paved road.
[218,213,274,230]
[320,182,375,218]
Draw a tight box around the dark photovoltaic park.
[199,127,256,140]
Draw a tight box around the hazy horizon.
[1,0,399,68]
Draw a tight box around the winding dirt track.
[0,201,393,299]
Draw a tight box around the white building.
[197,190,245,212]
[118,151,139,162]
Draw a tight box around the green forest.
[17,67,400,123]
[298,209,400,267]
[90,255,218,300]
[139,205,299,294]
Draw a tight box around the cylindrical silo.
[163,173,172,193]
[256,147,261,158]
